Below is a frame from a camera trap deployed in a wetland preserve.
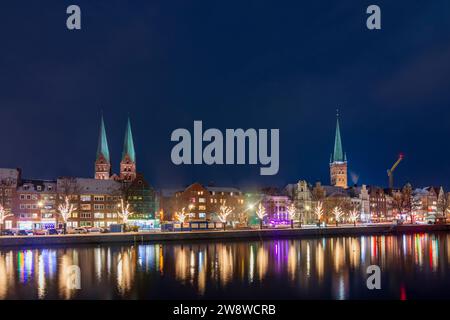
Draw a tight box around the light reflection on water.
[0,232,449,300]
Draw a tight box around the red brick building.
[163,183,245,222]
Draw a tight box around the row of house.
[1,113,449,230]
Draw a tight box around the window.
[93,204,104,210]
[94,213,104,219]
[80,195,91,202]
[199,213,206,218]
[94,196,104,201]
[199,198,206,203]
[81,204,91,211]
[80,213,91,219]
[199,205,206,210]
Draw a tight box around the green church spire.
[96,114,110,163]
[122,117,136,163]
[332,110,345,163]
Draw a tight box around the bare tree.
[118,198,133,225]
[57,177,80,233]
[218,201,234,230]
[287,203,297,228]
[58,197,76,234]
[256,203,267,229]
[349,208,360,226]
[0,204,13,233]
[393,183,413,223]
[324,196,352,223]
[314,201,324,226]
[332,206,344,226]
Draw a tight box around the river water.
[0,232,449,299]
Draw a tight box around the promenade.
[0,223,449,247]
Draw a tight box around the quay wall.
[0,224,449,247]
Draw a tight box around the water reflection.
[0,232,449,299]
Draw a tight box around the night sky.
[1,1,450,190]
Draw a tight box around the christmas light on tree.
[256,203,267,229]
[0,204,13,232]
[218,201,234,230]
[315,201,324,224]
[175,207,188,223]
[118,198,133,224]
[333,206,344,226]
[349,209,360,226]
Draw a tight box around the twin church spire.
[95,114,136,182]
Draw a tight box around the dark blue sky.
[1,1,450,189]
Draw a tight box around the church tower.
[120,117,136,182]
[95,114,111,180]
[330,111,348,188]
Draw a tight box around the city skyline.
[1,1,450,190]
[1,1,450,305]
[0,110,447,191]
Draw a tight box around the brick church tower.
[330,111,348,188]
[120,117,136,182]
[95,115,111,180]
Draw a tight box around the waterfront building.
[57,177,122,228]
[125,173,159,229]
[166,183,245,222]
[368,186,389,222]
[262,194,291,225]
[412,187,439,221]
[14,179,57,230]
[285,180,370,224]
[0,168,20,229]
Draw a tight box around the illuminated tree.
[314,201,324,224]
[175,207,188,224]
[287,203,297,228]
[349,209,360,227]
[256,203,267,229]
[0,204,13,232]
[333,206,344,226]
[218,201,233,230]
[118,198,133,225]
[58,196,76,234]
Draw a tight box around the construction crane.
[387,153,404,189]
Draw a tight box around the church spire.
[122,117,136,163]
[120,116,136,182]
[329,109,348,188]
[96,114,110,163]
[95,113,111,180]
[332,109,345,163]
